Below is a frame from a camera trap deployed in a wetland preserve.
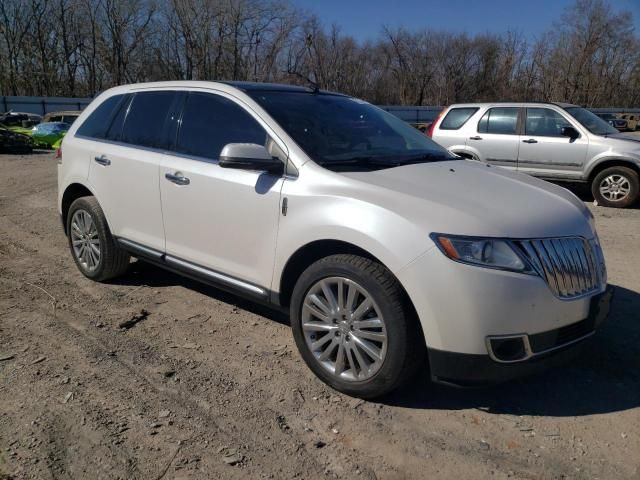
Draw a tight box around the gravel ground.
[0,152,639,480]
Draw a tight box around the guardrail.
[1,96,92,115]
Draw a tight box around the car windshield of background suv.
[248,91,456,171]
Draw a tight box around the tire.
[290,254,425,398]
[591,166,639,208]
[67,196,130,281]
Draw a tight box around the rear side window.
[104,95,132,141]
[439,108,478,130]
[76,95,126,138]
[176,92,267,160]
[478,107,519,135]
[121,91,176,149]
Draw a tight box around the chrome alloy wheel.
[70,209,101,272]
[301,277,387,381]
[599,174,631,202]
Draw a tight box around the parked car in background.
[43,110,82,124]
[58,81,610,397]
[0,111,42,128]
[0,124,33,153]
[32,122,70,148]
[430,102,640,208]
[620,113,639,131]
[595,113,627,131]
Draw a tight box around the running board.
[115,238,268,299]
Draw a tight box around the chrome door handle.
[165,172,190,186]
[94,155,111,166]
[469,136,482,140]
[522,138,538,144]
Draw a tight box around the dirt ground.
[0,152,639,480]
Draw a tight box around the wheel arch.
[61,183,95,235]
[587,158,640,182]
[277,240,420,322]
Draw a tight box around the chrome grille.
[516,237,603,299]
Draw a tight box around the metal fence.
[1,96,92,115]
[2,95,639,120]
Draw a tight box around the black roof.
[222,81,347,97]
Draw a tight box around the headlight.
[431,234,534,273]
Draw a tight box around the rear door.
[517,107,588,180]
[470,107,521,170]
[86,91,178,251]
[159,90,285,292]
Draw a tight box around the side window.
[76,95,126,139]
[104,95,132,141]
[50,116,62,122]
[478,107,519,135]
[525,108,571,137]
[439,108,478,130]
[121,91,176,149]
[176,92,267,160]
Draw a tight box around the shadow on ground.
[385,285,640,417]
[115,261,639,418]
[111,259,290,326]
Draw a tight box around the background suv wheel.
[67,196,130,281]
[592,166,639,208]
[290,254,425,398]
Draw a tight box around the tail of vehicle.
[427,109,446,138]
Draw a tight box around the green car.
[31,122,69,148]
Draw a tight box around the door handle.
[94,155,111,166]
[165,172,190,186]
[522,139,538,144]
[469,136,483,140]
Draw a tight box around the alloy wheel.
[599,174,631,202]
[70,209,101,272]
[301,276,387,382]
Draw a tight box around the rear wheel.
[290,254,424,398]
[592,166,639,208]
[67,196,130,281]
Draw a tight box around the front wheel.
[290,254,424,398]
[592,166,639,208]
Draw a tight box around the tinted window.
[104,95,132,141]
[176,93,267,160]
[525,108,571,137]
[121,91,176,148]
[440,108,478,130]
[76,95,125,138]
[478,107,519,135]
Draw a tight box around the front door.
[517,107,588,180]
[159,91,285,292]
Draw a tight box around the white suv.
[430,103,640,208]
[58,82,612,397]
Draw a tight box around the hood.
[340,160,595,239]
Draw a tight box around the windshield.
[564,107,618,136]
[248,91,455,171]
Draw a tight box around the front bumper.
[428,286,613,386]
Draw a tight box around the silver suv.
[431,102,640,208]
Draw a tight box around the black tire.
[290,254,425,399]
[67,196,130,281]
[591,166,639,208]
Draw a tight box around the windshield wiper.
[319,153,452,169]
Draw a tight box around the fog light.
[487,335,531,362]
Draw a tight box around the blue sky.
[292,0,640,41]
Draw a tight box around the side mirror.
[560,126,579,139]
[219,143,284,174]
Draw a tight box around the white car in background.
[58,82,611,397]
